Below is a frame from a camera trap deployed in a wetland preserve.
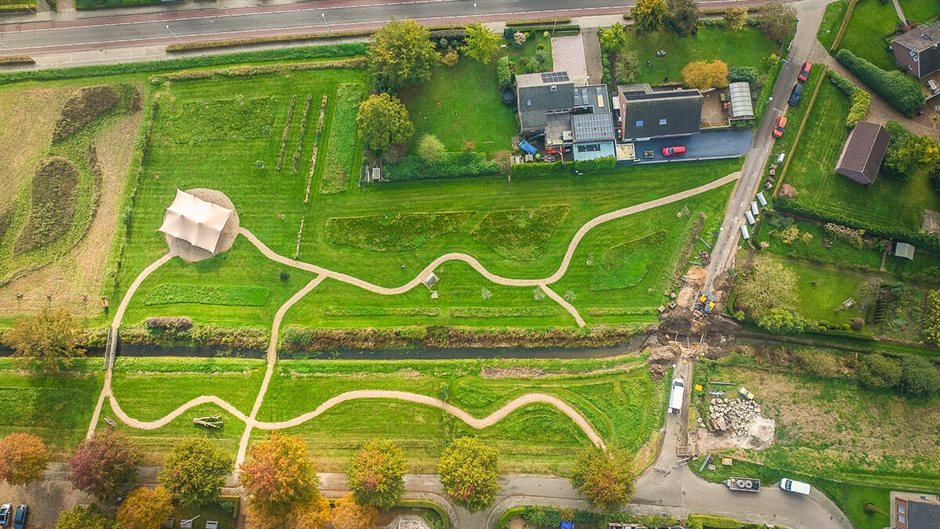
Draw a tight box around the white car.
[780,478,812,495]
[0,504,11,527]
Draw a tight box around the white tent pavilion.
[159,189,233,254]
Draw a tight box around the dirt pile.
[646,344,681,380]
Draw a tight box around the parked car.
[788,83,803,106]
[662,145,686,157]
[798,62,812,82]
[12,505,25,529]
[773,115,787,138]
[780,478,812,495]
[0,504,11,527]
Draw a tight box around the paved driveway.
[631,128,754,163]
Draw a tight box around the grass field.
[817,0,849,50]
[781,79,940,232]
[900,0,940,23]
[838,0,899,70]
[253,354,666,473]
[779,256,871,326]
[621,27,777,85]
[693,358,940,529]
[0,359,103,456]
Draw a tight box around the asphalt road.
[0,0,767,55]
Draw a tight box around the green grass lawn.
[780,256,870,326]
[838,0,899,70]
[781,80,940,232]
[0,359,103,456]
[621,27,777,85]
[254,355,665,474]
[817,0,849,50]
[899,0,939,24]
[104,357,265,460]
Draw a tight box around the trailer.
[668,377,685,414]
[750,201,760,216]
[756,192,768,207]
[725,477,761,492]
[740,225,750,240]
[745,211,755,225]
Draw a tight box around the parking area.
[628,128,753,163]
[0,474,94,528]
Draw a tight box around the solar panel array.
[541,72,569,83]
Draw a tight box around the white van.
[779,478,812,495]
[668,377,685,414]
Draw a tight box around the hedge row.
[0,55,34,65]
[828,70,871,127]
[384,152,501,182]
[835,49,925,117]
[280,324,649,353]
[511,156,617,178]
[120,323,269,351]
[148,58,366,83]
[775,197,940,251]
[504,18,571,26]
[0,42,367,84]
[165,29,374,53]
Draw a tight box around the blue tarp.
[519,140,538,156]
[560,522,574,529]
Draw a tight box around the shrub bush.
[144,317,193,334]
[496,55,512,88]
[511,157,617,177]
[384,152,501,182]
[835,49,925,117]
[925,290,940,345]
[0,55,34,65]
[899,355,940,397]
[728,66,758,83]
[165,30,374,53]
[858,353,901,390]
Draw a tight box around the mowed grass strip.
[318,83,365,194]
[591,231,667,291]
[471,205,571,261]
[143,283,271,306]
[817,0,849,50]
[159,95,277,145]
[0,359,103,454]
[783,81,940,231]
[254,356,663,473]
[326,211,474,252]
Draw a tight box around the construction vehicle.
[725,477,761,492]
[694,292,717,315]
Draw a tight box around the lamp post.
[165,24,179,39]
[321,12,329,34]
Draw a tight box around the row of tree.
[631,0,796,43]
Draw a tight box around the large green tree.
[462,23,501,64]
[666,0,699,36]
[241,431,320,518]
[369,19,438,91]
[438,437,499,512]
[5,307,83,371]
[632,0,668,32]
[756,1,797,43]
[347,440,407,510]
[599,23,628,53]
[117,487,175,529]
[159,437,233,507]
[331,493,379,529]
[0,432,48,486]
[570,447,636,511]
[723,7,749,31]
[68,428,142,501]
[734,254,798,320]
[357,93,415,155]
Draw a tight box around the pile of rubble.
[707,398,764,438]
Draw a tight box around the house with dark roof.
[891,20,940,78]
[515,71,616,161]
[835,121,891,185]
[617,84,703,142]
[893,494,940,529]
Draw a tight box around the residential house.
[617,83,703,142]
[893,494,940,529]
[891,20,940,79]
[515,71,616,161]
[835,121,891,185]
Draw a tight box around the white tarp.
[158,189,233,253]
[728,82,754,119]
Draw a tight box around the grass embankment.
[621,26,777,85]
[817,0,850,50]
[0,359,103,455]
[253,355,666,474]
[692,357,940,529]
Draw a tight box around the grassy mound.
[13,157,79,256]
[326,211,473,252]
[160,95,277,145]
[319,83,364,194]
[591,231,667,291]
[52,84,133,143]
[471,205,571,261]
[143,283,272,306]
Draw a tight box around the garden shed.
[835,121,890,185]
[728,82,754,120]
